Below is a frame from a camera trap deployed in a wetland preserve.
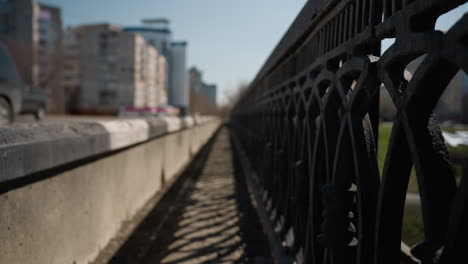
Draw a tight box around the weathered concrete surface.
[109,128,272,264]
[0,118,220,264]
[0,116,214,183]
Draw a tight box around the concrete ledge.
[0,116,216,183]
[0,116,221,264]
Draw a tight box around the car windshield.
[0,44,21,85]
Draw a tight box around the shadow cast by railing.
[108,128,271,264]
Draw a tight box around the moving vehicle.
[0,43,22,125]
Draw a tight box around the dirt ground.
[107,128,272,264]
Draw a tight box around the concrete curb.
[0,118,221,264]
[0,116,217,183]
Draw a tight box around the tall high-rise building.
[156,54,168,105]
[62,24,166,114]
[200,83,217,106]
[170,41,188,111]
[125,20,189,114]
[0,0,64,112]
[406,55,467,122]
[189,67,203,93]
[62,28,81,111]
[37,3,63,113]
[189,66,217,111]
[124,27,171,56]
[0,0,40,87]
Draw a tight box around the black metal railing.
[231,0,468,263]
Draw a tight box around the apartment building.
[63,24,165,114]
[189,66,217,114]
[156,54,168,106]
[170,41,188,111]
[0,0,64,112]
[0,0,39,86]
[62,29,81,111]
[37,3,63,112]
[189,67,217,105]
[407,55,468,122]
[125,23,189,113]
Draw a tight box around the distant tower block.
[126,18,189,114]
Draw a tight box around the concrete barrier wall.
[0,116,220,264]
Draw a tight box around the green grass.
[377,123,392,175]
[377,123,419,193]
[377,123,467,193]
[377,123,467,246]
[448,144,468,157]
[402,203,424,246]
[441,124,468,133]
[378,123,423,246]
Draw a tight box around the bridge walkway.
[108,128,272,264]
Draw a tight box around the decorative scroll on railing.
[231,0,468,263]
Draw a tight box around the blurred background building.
[200,83,217,106]
[125,19,189,114]
[170,41,188,113]
[0,0,64,113]
[156,54,168,106]
[62,24,167,114]
[380,57,468,123]
[62,28,80,111]
[0,0,39,87]
[37,3,63,113]
[406,55,468,123]
[0,4,185,116]
[189,66,217,114]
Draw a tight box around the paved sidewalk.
[110,128,271,264]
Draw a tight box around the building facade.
[189,66,217,113]
[62,28,81,111]
[0,0,65,112]
[407,55,467,122]
[63,24,165,114]
[37,3,63,112]
[125,24,189,113]
[0,0,40,86]
[200,83,217,106]
[156,55,168,105]
[170,41,188,111]
[124,27,171,56]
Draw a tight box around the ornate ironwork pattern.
[231,0,468,263]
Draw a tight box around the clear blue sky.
[39,1,466,104]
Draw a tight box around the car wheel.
[0,97,12,126]
[35,106,45,121]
